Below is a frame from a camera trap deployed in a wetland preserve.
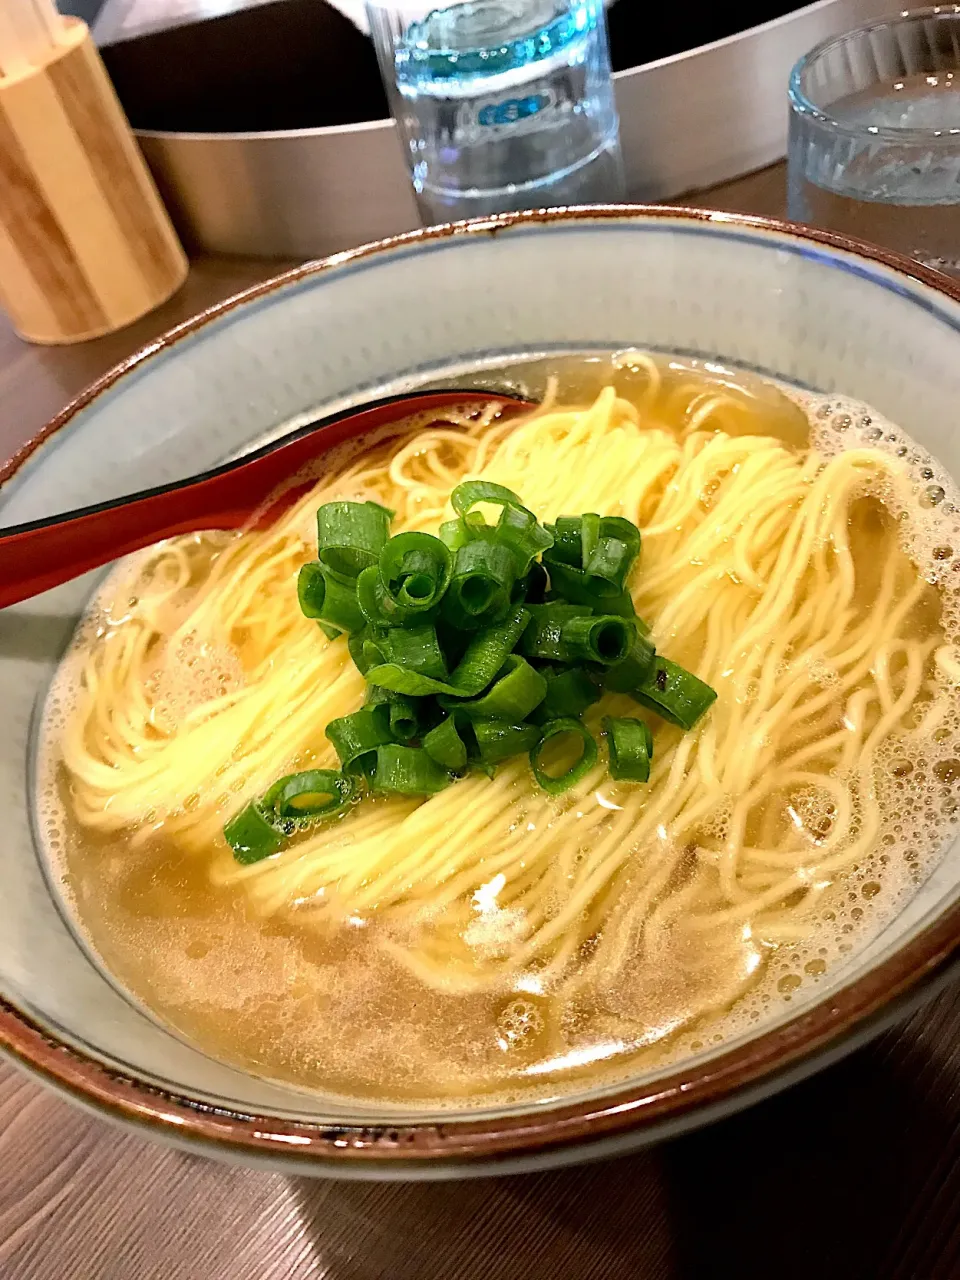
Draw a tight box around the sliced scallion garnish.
[364,685,423,742]
[379,531,452,615]
[603,716,654,782]
[581,514,641,590]
[473,719,541,765]
[449,479,553,572]
[443,540,517,630]
[422,714,470,771]
[631,656,718,730]
[530,718,598,795]
[601,632,657,692]
[442,654,546,721]
[518,602,593,662]
[227,482,718,863]
[371,743,452,795]
[263,769,356,819]
[297,561,365,634]
[545,516,582,567]
[543,560,636,617]
[316,500,393,583]
[365,604,530,697]
[378,622,448,680]
[559,614,634,666]
[325,707,394,775]
[534,666,601,721]
[223,801,289,864]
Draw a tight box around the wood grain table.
[1,166,958,1280]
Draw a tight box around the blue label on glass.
[477,94,550,128]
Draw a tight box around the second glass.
[366,0,625,224]
[788,8,960,277]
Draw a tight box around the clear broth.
[37,353,960,1106]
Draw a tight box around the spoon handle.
[0,390,532,608]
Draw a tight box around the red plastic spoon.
[0,389,534,608]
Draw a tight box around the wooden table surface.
[1,166,959,1280]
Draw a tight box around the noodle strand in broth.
[40,355,960,1102]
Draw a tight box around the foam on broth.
[34,354,960,1106]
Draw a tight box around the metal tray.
[97,0,899,258]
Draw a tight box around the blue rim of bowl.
[788,5,960,146]
[1,204,959,1172]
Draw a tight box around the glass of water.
[788,8,960,277]
[365,0,624,225]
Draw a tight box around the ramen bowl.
[2,208,960,1179]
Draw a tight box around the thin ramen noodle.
[36,353,960,1103]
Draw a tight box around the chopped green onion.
[422,715,469,771]
[443,540,516,630]
[449,479,553,572]
[318,622,342,642]
[298,559,327,615]
[346,625,390,675]
[441,654,546,721]
[578,513,601,565]
[316,501,393,583]
[378,623,448,680]
[317,574,365,634]
[371,743,452,795]
[223,801,288,864]
[489,503,554,574]
[297,562,365,633]
[559,614,634,666]
[545,512,641,594]
[451,479,526,522]
[473,720,541,765]
[546,516,583,567]
[364,633,388,665]
[544,560,636,618]
[262,769,356,819]
[362,630,389,672]
[357,562,437,629]
[356,564,399,627]
[379,531,451,614]
[365,604,530,697]
[325,707,394,774]
[632,656,718,730]
[347,627,374,675]
[530,718,599,795]
[435,618,471,671]
[438,518,472,553]
[601,632,657,692]
[603,717,654,782]
[364,686,423,742]
[520,604,631,665]
[223,765,356,864]
[517,560,548,605]
[303,484,701,809]
[535,666,601,721]
[518,602,593,662]
[581,514,641,589]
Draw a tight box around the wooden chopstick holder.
[0,18,188,345]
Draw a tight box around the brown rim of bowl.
[2,205,960,1168]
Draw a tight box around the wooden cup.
[0,18,188,345]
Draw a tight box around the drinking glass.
[365,0,624,224]
[788,8,960,277]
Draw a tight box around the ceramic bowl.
[2,208,960,1179]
